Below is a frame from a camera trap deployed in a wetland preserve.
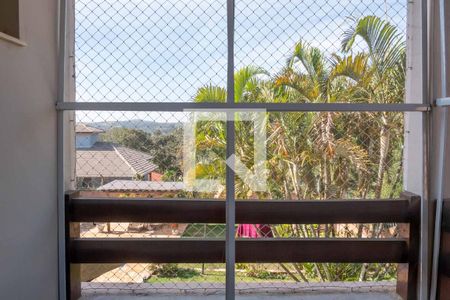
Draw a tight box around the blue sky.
[74,0,406,123]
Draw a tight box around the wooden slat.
[405,192,420,300]
[438,200,450,298]
[68,197,416,224]
[69,238,408,264]
[237,198,416,224]
[69,198,224,223]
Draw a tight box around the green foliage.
[342,16,405,75]
[194,85,227,103]
[189,15,405,281]
[245,265,287,280]
[149,264,200,279]
[101,15,405,283]
[101,127,182,178]
[182,224,226,238]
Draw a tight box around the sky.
[74,0,407,124]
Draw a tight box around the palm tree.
[273,41,371,200]
[341,15,405,198]
[189,16,405,281]
[192,66,268,198]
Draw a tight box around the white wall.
[0,0,59,299]
[403,1,427,298]
[404,0,425,196]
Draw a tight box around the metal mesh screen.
[74,111,409,297]
[73,0,410,298]
[236,112,405,200]
[235,0,406,73]
[75,111,187,192]
[75,0,227,103]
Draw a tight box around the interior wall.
[0,0,59,299]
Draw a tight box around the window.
[0,0,20,39]
[60,0,428,299]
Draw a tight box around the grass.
[147,269,225,283]
[181,224,226,238]
[146,263,293,283]
[158,225,291,283]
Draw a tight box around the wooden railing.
[65,191,420,300]
[438,199,450,298]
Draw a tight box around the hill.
[87,120,181,134]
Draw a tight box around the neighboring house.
[94,179,185,197]
[76,124,158,188]
[97,180,184,192]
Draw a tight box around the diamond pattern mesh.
[73,0,409,298]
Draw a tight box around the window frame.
[0,0,26,46]
[56,0,430,299]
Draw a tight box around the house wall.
[76,133,99,148]
[77,176,133,189]
[0,1,59,299]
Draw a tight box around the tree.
[101,127,183,179]
[341,16,405,198]
[188,15,405,282]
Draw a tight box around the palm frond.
[289,41,325,80]
[330,53,369,82]
[234,66,268,102]
[194,85,226,103]
[334,138,370,173]
[341,16,405,75]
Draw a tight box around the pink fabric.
[237,224,273,238]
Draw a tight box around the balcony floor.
[80,281,401,300]
[82,293,399,300]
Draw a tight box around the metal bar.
[431,0,448,298]
[420,0,430,297]
[422,102,431,300]
[69,238,409,264]
[436,97,450,106]
[57,0,68,299]
[422,108,431,300]
[226,0,236,297]
[68,197,419,224]
[56,101,430,112]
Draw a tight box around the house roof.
[97,180,185,191]
[76,123,104,133]
[76,142,157,178]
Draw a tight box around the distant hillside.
[87,120,181,134]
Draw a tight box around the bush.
[150,264,200,279]
[245,264,287,280]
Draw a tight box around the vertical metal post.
[57,0,68,299]
[420,0,430,298]
[226,117,236,300]
[226,0,236,299]
[430,0,447,298]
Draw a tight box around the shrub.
[150,264,200,279]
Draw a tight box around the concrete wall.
[403,1,427,298]
[404,0,426,197]
[0,1,59,299]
